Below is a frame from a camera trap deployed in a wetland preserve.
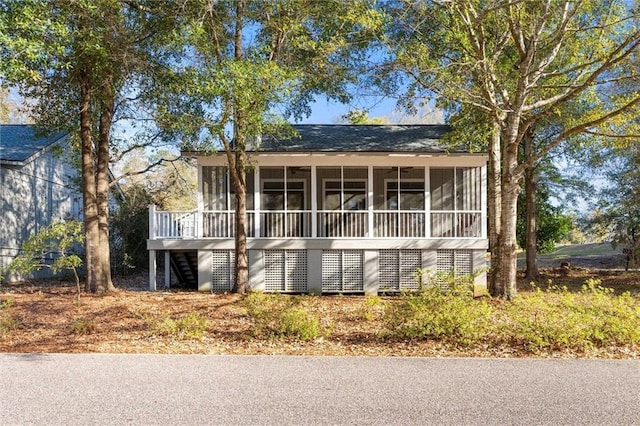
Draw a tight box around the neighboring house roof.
[0,125,67,165]
[255,124,473,154]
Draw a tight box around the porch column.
[311,165,317,238]
[148,205,156,240]
[164,251,171,288]
[197,165,204,238]
[149,250,157,291]
[254,167,261,237]
[367,165,374,237]
[424,167,430,238]
[481,163,488,239]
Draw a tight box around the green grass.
[518,243,625,269]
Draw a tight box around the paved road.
[1,354,638,425]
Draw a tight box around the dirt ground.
[1,268,639,358]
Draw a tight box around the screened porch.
[149,165,485,240]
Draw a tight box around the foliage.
[150,312,208,340]
[0,297,21,334]
[517,187,573,253]
[67,317,95,335]
[384,0,640,298]
[6,221,84,298]
[588,144,640,267]
[498,280,640,352]
[339,109,389,125]
[245,293,328,341]
[357,296,384,321]
[384,283,493,346]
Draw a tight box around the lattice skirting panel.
[321,250,364,293]
[435,249,474,289]
[210,250,235,292]
[264,249,308,293]
[379,249,423,292]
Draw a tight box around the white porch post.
[311,165,317,238]
[148,205,156,240]
[424,167,430,238]
[197,165,204,238]
[149,250,157,291]
[254,166,261,237]
[164,251,171,288]
[481,163,488,239]
[367,165,374,237]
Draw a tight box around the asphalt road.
[1,354,638,425]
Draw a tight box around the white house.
[0,125,82,281]
[147,124,488,294]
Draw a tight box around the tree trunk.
[232,151,249,294]
[487,121,502,296]
[95,94,116,293]
[523,128,540,280]
[79,72,98,293]
[497,147,521,299]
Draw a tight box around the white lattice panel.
[286,250,308,292]
[322,250,342,292]
[322,250,364,292]
[378,250,399,291]
[379,249,422,291]
[211,250,234,291]
[399,250,422,290]
[455,250,473,276]
[343,250,364,292]
[264,250,285,292]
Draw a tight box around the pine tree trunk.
[524,129,540,280]
[488,121,502,296]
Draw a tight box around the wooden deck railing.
[149,206,483,239]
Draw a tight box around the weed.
[358,296,383,321]
[0,297,21,334]
[68,318,95,335]
[245,293,328,341]
[151,312,208,340]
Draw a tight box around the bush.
[358,295,384,321]
[384,282,493,346]
[68,317,95,335]
[151,312,208,340]
[0,297,21,334]
[245,293,328,341]
[499,279,640,352]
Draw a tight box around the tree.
[6,221,84,299]
[0,1,173,293]
[588,143,640,269]
[385,0,640,297]
[152,0,383,293]
[339,108,389,124]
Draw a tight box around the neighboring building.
[147,124,488,294]
[0,125,82,281]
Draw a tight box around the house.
[0,125,83,281]
[147,124,488,294]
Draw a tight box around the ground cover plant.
[1,269,638,358]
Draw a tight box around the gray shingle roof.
[256,124,467,153]
[0,125,67,163]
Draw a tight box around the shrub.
[358,295,384,321]
[151,312,208,340]
[384,282,493,346]
[245,293,328,341]
[0,297,21,334]
[499,280,640,352]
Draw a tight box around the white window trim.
[383,178,426,210]
[322,178,368,211]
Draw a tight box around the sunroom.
[147,125,488,294]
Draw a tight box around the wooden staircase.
[169,251,198,289]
